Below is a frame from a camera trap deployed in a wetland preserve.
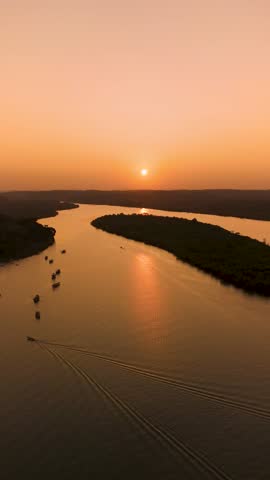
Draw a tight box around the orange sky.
[1,1,270,190]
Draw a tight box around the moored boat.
[33,294,40,304]
[52,282,60,289]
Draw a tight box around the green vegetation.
[92,214,270,296]
[0,215,55,263]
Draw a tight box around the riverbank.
[0,193,78,220]
[0,215,56,263]
[0,198,78,263]
[2,190,270,221]
[92,213,270,296]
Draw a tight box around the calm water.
[1,204,270,479]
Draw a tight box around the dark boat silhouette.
[45,256,48,260]
[61,249,66,254]
[52,282,60,289]
[56,269,61,275]
[35,311,41,320]
[51,273,56,280]
[33,294,40,304]
[49,259,54,264]
[27,336,36,342]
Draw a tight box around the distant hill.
[0,193,78,220]
[1,189,269,221]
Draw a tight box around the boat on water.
[61,249,66,254]
[33,294,40,304]
[49,259,54,264]
[27,336,36,342]
[56,269,61,275]
[35,311,41,320]
[52,273,56,280]
[45,256,48,261]
[52,282,60,289]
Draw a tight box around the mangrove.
[0,215,56,264]
[92,213,270,296]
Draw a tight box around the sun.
[141,168,148,176]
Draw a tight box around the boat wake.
[33,338,270,422]
[38,341,232,480]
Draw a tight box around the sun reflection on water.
[130,252,167,347]
[139,208,149,215]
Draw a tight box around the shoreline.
[92,213,270,297]
[2,190,270,221]
[0,202,78,264]
[0,217,56,264]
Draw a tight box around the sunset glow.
[1,3,270,476]
[1,1,270,190]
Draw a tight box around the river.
[1,204,270,479]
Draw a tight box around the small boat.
[35,311,41,320]
[33,294,40,304]
[49,259,54,264]
[45,256,48,260]
[52,282,60,289]
[61,249,66,254]
[27,336,36,342]
[55,269,61,275]
[51,273,56,280]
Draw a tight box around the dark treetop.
[1,189,270,221]
[92,213,270,296]
[0,193,78,220]
[0,194,78,263]
[0,215,55,263]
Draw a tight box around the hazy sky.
[1,1,270,190]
